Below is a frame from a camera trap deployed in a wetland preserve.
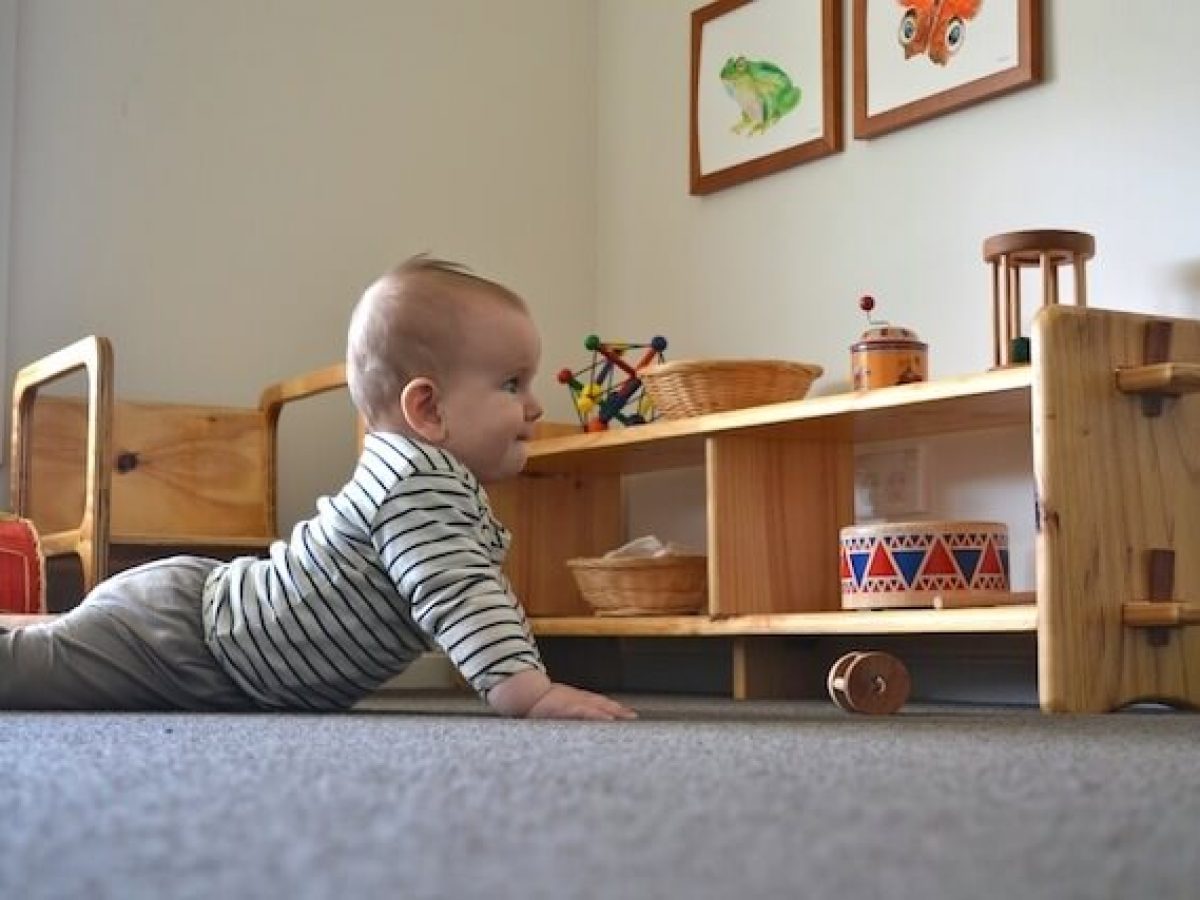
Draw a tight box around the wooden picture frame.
[853,0,1042,140]
[690,0,842,196]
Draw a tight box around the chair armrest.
[257,361,348,419]
[257,361,350,538]
[9,335,115,591]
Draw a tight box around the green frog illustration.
[719,56,801,135]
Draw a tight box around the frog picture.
[719,55,802,135]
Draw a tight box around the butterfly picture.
[896,0,983,66]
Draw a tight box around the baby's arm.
[486,668,636,721]
[376,469,634,720]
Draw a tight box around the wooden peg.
[1140,320,1173,417]
[1146,548,1174,646]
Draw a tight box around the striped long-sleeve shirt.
[201,432,544,711]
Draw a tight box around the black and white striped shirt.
[201,432,544,711]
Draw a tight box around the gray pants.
[0,556,254,711]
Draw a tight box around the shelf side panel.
[1034,305,1200,712]
[489,473,623,617]
[706,434,853,616]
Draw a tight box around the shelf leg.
[731,637,821,700]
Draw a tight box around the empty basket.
[640,359,823,418]
[567,555,708,616]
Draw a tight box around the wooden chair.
[9,335,349,605]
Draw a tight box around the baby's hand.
[527,683,637,721]
[487,669,636,720]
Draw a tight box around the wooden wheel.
[826,651,861,712]
[827,651,911,715]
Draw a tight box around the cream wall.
[2,0,596,526]
[599,0,1200,368]
[599,0,1200,591]
[4,0,1199,618]
[0,0,15,426]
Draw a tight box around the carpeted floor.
[2,694,1198,900]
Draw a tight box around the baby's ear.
[400,378,446,443]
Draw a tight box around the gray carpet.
[2,694,1197,900]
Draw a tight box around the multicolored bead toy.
[558,335,668,432]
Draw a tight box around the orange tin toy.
[850,295,927,390]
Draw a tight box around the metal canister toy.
[850,295,928,390]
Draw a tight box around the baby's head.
[347,254,544,482]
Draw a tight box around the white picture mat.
[866,0,1019,116]
[697,0,825,177]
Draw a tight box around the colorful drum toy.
[839,520,1009,610]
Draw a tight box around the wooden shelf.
[1,609,1035,638]
[525,367,1032,475]
[533,605,1037,637]
[497,307,1200,711]
[495,368,1041,643]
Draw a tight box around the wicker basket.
[567,555,707,616]
[640,359,823,418]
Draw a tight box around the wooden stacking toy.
[983,229,1095,367]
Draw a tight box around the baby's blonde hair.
[346,254,528,427]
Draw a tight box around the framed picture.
[690,0,842,196]
[853,0,1042,140]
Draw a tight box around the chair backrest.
[26,396,273,541]
[10,335,351,604]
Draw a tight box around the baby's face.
[437,299,543,483]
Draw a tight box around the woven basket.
[567,555,707,616]
[640,359,823,418]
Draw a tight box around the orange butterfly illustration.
[896,0,982,66]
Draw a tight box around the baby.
[0,255,635,721]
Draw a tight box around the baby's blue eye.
[502,377,521,394]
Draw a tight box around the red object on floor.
[0,514,45,614]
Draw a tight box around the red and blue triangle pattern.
[840,524,1010,597]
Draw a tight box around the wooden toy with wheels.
[827,651,911,714]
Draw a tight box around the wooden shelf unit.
[489,306,1200,713]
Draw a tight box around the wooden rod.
[991,261,1003,367]
[1041,252,1057,305]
